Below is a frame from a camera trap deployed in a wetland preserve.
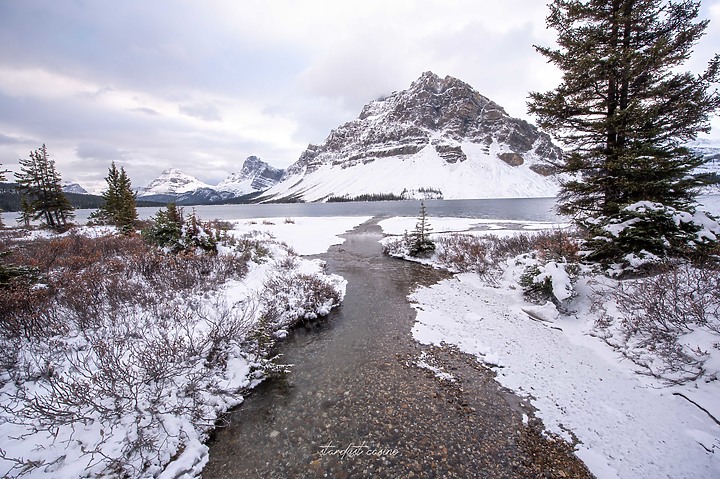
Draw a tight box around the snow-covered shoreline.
[0,216,370,479]
[378,215,720,479]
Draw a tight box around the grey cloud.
[76,142,128,161]
[178,103,222,122]
[0,0,717,194]
[130,107,161,116]
[0,133,35,145]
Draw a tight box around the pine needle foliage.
[528,0,720,267]
[90,162,138,234]
[14,145,75,231]
[409,201,436,257]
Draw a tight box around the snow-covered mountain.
[139,168,213,196]
[261,71,563,202]
[138,159,284,205]
[216,156,285,196]
[62,183,88,195]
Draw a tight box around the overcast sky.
[1,0,719,192]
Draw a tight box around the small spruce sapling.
[409,201,435,257]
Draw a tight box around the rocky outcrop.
[218,156,285,193]
[498,152,524,167]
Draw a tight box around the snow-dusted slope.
[265,142,559,201]
[62,183,89,195]
[138,168,213,196]
[263,71,562,202]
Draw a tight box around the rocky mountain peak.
[285,71,560,177]
[217,156,284,194]
[140,168,211,196]
[62,182,88,195]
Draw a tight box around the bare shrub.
[261,272,342,328]
[3,298,256,478]
[0,285,62,340]
[236,236,271,262]
[434,234,492,274]
[532,230,581,262]
[489,234,534,259]
[0,233,253,338]
[595,263,720,383]
[382,236,409,257]
[488,230,580,263]
[276,252,300,271]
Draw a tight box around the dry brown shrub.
[0,285,61,340]
[435,234,492,273]
[532,230,581,262]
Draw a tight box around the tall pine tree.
[91,162,138,234]
[528,0,720,268]
[15,145,74,230]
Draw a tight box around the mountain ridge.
[262,71,563,202]
[137,157,284,205]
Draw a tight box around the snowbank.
[382,216,720,479]
[230,216,372,255]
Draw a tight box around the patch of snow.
[229,216,372,255]
[408,239,720,479]
[414,352,456,382]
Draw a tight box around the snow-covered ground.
[379,213,720,479]
[231,216,372,255]
[263,142,561,202]
[0,216,370,479]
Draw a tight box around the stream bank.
[202,218,592,478]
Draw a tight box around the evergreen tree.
[91,162,138,234]
[17,197,33,228]
[528,0,720,267]
[409,201,435,256]
[14,145,74,230]
[142,202,184,251]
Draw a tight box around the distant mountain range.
[136,156,284,205]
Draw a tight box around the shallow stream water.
[202,218,592,478]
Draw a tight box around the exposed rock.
[218,156,285,193]
[432,140,467,164]
[530,164,559,177]
[498,152,524,167]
